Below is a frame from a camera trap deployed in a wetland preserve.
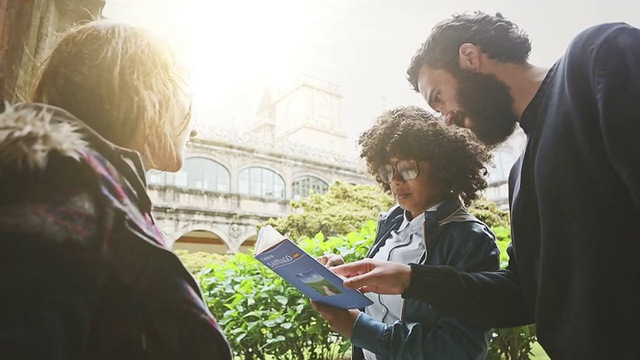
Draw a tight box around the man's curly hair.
[358,106,492,207]
[407,11,531,91]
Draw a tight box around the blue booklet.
[254,225,373,310]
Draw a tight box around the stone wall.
[0,0,105,103]
[150,135,374,253]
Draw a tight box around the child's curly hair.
[358,106,492,206]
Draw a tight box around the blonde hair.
[32,20,191,169]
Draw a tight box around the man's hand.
[332,259,411,295]
[310,301,360,339]
[316,253,345,267]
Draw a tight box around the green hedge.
[192,220,538,359]
[197,222,375,360]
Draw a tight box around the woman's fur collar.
[0,103,88,171]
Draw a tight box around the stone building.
[148,74,524,254]
[1,1,523,256]
[484,126,527,208]
[148,76,374,254]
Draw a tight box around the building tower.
[251,75,348,155]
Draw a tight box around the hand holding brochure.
[254,225,373,310]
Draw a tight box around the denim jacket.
[350,197,500,360]
[0,103,232,359]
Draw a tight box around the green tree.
[263,180,394,240]
[174,249,229,274]
[199,224,375,360]
[468,197,510,228]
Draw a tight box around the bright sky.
[104,0,640,147]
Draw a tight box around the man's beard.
[453,68,518,147]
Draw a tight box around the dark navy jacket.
[403,23,640,360]
[351,197,500,360]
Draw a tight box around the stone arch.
[291,171,331,185]
[182,157,230,190]
[170,223,233,254]
[183,152,233,171]
[237,165,286,199]
[291,174,330,199]
[148,156,231,191]
[238,163,284,177]
[235,229,259,254]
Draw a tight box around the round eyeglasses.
[377,159,420,183]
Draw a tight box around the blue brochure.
[254,225,373,310]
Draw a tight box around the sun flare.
[171,0,314,116]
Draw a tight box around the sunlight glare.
[176,0,313,118]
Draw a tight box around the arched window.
[148,157,230,191]
[147,170,167,185]
[238,167,285,198]
[292,175,328,199]
[175,157,230,191]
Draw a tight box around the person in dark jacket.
[332,11,640,359]
[0,20,232,359]
[313,106,499,360]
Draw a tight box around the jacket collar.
[369,197,473,257]
[380,196,469,226]
[431,196,475,226]
[1,102,151,211]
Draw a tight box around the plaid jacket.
[0,103,232,359]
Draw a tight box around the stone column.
[0,0,105,104]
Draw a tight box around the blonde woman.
[0,20,232,359]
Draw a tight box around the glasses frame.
[377,159,420,183]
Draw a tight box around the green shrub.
[198,222,375,360]
[263,181,394,239]
[174,249,229,274]
[483,226,538,360]
[194,188,539,359]
[488,324,538,360]
[469,197,511,229]
[469,199,539,359]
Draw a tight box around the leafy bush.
[483,226,538,360]
[198,222,376,360]
[175,249,230,274]
[263,180,394,239]
[193,184,539,359]
[469,197,510,229]
[470,199,539,359]
[488,324,538,360]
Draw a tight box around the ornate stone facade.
[3,2,523,255]
[148,124,373,254]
